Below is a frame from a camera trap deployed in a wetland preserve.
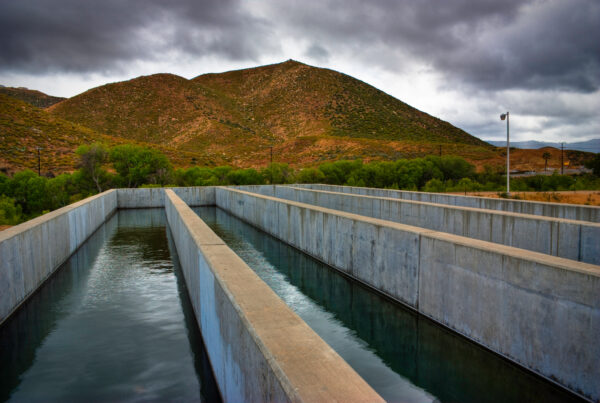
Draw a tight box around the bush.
[423,178,446,193]
[0,195,22,225]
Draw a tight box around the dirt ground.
[454,190,600,206]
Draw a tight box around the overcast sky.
[1,0,598,143]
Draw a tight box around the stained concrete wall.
[216,187,600,402]
[117,187,215,208]
[0,190,117,325]
[237,185,600,264]
[296,184,600,223]
[164,189,384,403]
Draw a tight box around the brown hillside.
[194,60,488,145]
[48,60,495,168]
[0,86,65,108]
[0,94,220,174]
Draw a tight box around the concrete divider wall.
[216,187,600,401]
[297,184,600,223]
[164,190,384,403]
[239,185,600,264]
[0,190,117,325]
[117,186,215,208]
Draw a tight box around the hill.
[194,60,488,145]
[49,60,494,167]
[0,94,220,174]
[0,86,65,108]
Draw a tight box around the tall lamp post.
[500,112,510,195]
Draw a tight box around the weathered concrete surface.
[165,189,384,403]
[296,184,600,223]
[0,190,117,325]
[117,186,215,208]
[216,187,600,401]
[238,185,600,264]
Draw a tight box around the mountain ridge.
[46,60,494,168]
[0,86,65,108]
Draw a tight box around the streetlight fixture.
[500,112,510,195]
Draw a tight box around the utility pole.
[500,112,510,195]
[35,146,42,176]
[561,143,564,175]
[270,146,273,184]
[439,145,442,157]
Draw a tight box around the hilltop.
[7,60,591,172]
[194,60,487,145]
[0,86,65,108]
[0,94,219,174]
[48,60,495,168]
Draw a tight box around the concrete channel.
[1,185,598,401]
[216,186,600,402]
[296,184,600,223]
[237,185,600,264]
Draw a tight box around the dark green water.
[0,209,220,403]
[194,206,584,403]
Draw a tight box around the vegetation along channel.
[194,206,585,403]
[0,209,221,402]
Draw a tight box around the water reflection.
[0,209,220,403]
[195,206,583,403]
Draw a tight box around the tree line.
[1,143,599,225]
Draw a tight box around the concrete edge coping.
[0,189,117,243]
[286,186,600,227]
[301,184,600,212]
[164,189,385,403]
[224,187,600,278]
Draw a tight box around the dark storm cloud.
[0,0,274,74]
[271,0,600,93]
[305,43,330,61]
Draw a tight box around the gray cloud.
[0,0,275,74]
[1,0,597,142]
[305,43,330,61]
[269,0,600,93]
[2,0,597,93]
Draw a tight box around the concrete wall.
[117,187,215,208]
[216,187,600,401]
[164,189,384,403]
[296,184,600,223]
[238,185,600,264]
[0,190,117,325]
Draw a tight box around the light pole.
[500,112,510,195]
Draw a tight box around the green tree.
[211,166,234,185]
[76,143,109,192]
[296,168,325,184]
[0,195,22,225]
[226,168,265,185]
[46,173,75,210]
[319,160,363,185]
[423,178,446,193]
[436,156,475,181]
[5,170,49,216]
[262,163,294,184]
[110,145,172,187]
[584,153,600,176]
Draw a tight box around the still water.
[194,206,583,403]
[0,209,220,403]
